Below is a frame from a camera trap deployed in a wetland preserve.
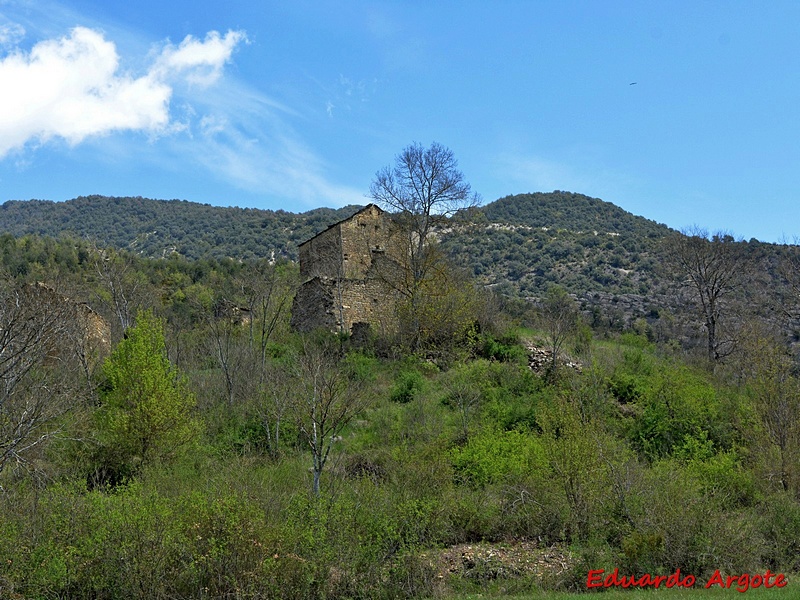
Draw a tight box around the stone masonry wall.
[290,277,338,332]
[299,223,342,280]
[292,204,406,334]
[339,204,386,280]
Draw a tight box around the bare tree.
[538,285,580,377]
[369,142,480,247]
[291,336,369,496]
[369,142,480,350]
[92,246,150,338]
[255,360,293,457]
[0,283,91,478]
[205,298,248,407]
[776,241,800,327]
[664,227,749,364]
[236,261,297,382]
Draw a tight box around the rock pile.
[427,540,574,583]
[525,343,582,374]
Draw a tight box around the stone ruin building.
[291,204,404,334]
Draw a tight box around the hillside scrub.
[2,327,798,598]
[0,231,799,598]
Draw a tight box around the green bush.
[390,369,426,403]
[450,428,546,488]
[758,492,800,572]
[477,333,527,364]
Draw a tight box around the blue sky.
[1,1,799,242]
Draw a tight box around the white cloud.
[0,22,25,48]
[153,30,246,86]
[0,26,245,157]
[0,20,360,209]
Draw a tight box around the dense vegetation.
[0,195,362,261]
[482,191,671,238]
[0,195,799,598]
[1,192,790,310]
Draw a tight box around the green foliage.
[96,310,201,475]
[1,201,800,598]
[622,459,764,577]
[482,192,671,237]
[608,344,733,462]
[758,492,800,571]
[476,333,528,363]
[0,196,363,262]
[390,368,426,403]
[343,351,380,382]
[450,428,546,488]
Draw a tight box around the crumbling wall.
[292,204,406,334]
[291,277,338,332]
[299,224,342,280]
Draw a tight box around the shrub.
[450,429,546,488]
[390,369,426,404]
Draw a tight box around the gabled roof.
[297,203,384,248]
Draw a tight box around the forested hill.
[0,191,671,261]
[0,196,362,261]
[483,191,672,238]
[0,191,790,341]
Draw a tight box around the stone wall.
[339,277,396,333]
[292,204,406,334]
[290,277,338,332]
[299,223,342,280]
[339,204,388,279]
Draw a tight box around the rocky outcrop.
[524,342,582,374]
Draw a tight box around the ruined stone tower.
[291,204,403,334]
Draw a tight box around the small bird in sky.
[629,82,637,85]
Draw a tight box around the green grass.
[449,590,792,599]
[447,586,795,599]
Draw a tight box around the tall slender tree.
[369,142,480,350]
[665,227,749,364]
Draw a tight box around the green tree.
[98,310,200,472]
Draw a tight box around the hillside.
[0,195,362,261]
[0,191,672,263]
[0,192,788,337]
[482,191,672,238]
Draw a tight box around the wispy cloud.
[153,30,246,86]
[494,153,585,192]
[0,21,25,48]
[0,13,362,209]
[185,87,364,208]
[0,26,245,157]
